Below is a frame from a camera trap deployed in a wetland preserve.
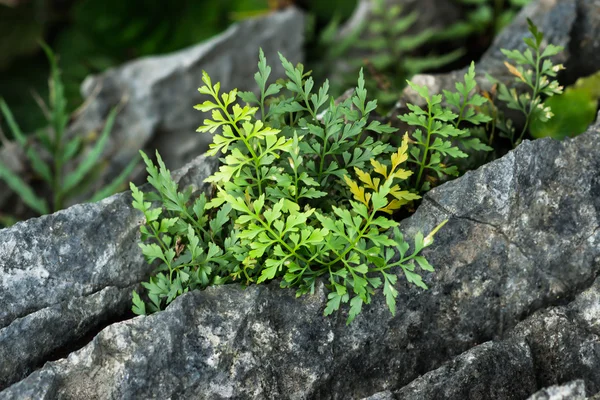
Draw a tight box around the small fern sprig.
[130,151,235,314]
[317,137,443,322]
[490,18,564,146]
[195,70,293,201]
[399,62,492,192]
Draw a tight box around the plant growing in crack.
[131,50,446,324]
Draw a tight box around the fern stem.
[415,99,434,191]
[323,208,377,268]
[515,47,542,146]
[214,97,264,195]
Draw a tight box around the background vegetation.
[0,0,356,135]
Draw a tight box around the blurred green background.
[0,0,358,135]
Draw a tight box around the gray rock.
[509,279,600,394]
[3,105,600,399]
[72,7,305,179]
[391,339,536,399]
[361,391,395,400]
[526,380,586,399]
[0,154,218,390]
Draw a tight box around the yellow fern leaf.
[391,135,409,170]
[380,199,403,214]
[344,175,370,206]
[390,185,420,202]
[355,167,373,188]
[504,61,525,82]
[354,167,379,190]
[393,169,413,180]
[370,159,388,178]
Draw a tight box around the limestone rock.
[71,7,305,178]
[386,339,536,399]
[526,381,586,400]
[0,154,218,390]
[2,106,600,400]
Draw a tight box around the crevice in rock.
[423,195,529,257]
[5,285,143,391]
[43,308,137,365]
[3,273,147,331]
[421,194,600,338]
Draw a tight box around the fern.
[133,50,446,324]
[488,18,564,146]
[399,62,492,192]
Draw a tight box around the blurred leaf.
[89,155,139,202]
[62,106,118,193]
[0,162,48,215]
[530,72,600,140]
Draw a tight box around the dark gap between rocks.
[44,309,137,364]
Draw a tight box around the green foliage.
[130,151,236,313]
[444,0,532,39]
[530,71,600,140]
[488,18,564,146]
[0,0,277,135]
[399,62,492,192]
[316,0,462,111]
[132,50,446,324]
[0,44,137,226]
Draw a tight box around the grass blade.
[0,162,49,215]
[88,155,139,203]
[62,107,118,193]
[0,98,52,183]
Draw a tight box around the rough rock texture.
[2,114,600,399]
[526,380,586,400]
[0,154,218,391]
[72,7,305,176]
[386,339,537,399]
[391,0,599,119]
[508,279,600,393]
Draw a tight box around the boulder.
[0,7,305,214]
[2,113,600,399]
[71,6,305,178]
[0,154,218,390]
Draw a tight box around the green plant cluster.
[486,19,565,146]
[530,70,600,140]
[396,19,566,188]
[399,62,493,192]
[0,43,137,227]
[131,20,575,324]
[132,50,446,324]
